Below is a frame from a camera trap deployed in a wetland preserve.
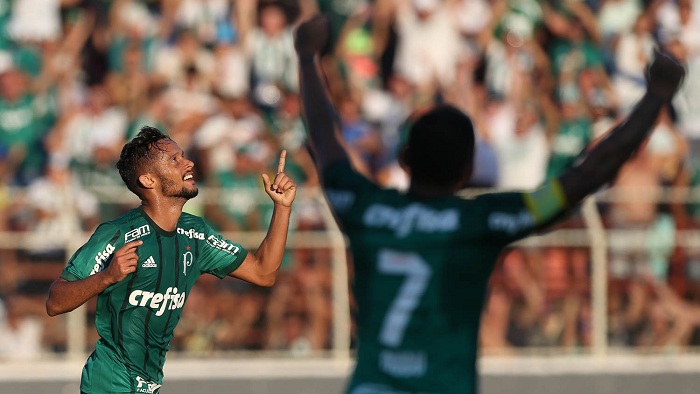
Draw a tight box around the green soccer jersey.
[61,207,248,394]
[323,162,567,394]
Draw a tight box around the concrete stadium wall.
[3,355,700,394]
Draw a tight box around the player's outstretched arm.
[228,152,296,287]
[46,240,143,316]
[558,50,686,205]
[294,15,352,173]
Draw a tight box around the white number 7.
[378,249,432,347]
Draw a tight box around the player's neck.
[140,200,185,232]
[407,180,457,199]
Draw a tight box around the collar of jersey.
[137,206,177,237]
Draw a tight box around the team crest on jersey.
[125,225,151,243]
[182,246,193,276]
[135,376,161,393]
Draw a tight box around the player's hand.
[262,150,297,207]
[294,14,330,59]
[646,50,686,101]
[104,240,142,284]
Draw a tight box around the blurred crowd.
[2,0,700,360]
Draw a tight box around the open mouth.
[183,174,194,182]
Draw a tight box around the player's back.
[323,162,548,394]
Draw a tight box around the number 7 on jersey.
[377,249,432,347]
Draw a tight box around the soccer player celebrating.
[295,15,685,394]
[46,126,296,394]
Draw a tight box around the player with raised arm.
[294,15,685,394]
[45,126,296,394]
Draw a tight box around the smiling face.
[150,139,198,200]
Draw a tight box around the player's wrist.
[99,270,118,287]
[273,202,294,211]
[298,54,317,66]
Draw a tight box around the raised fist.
[294,15,330,59]
[646,50,686,102]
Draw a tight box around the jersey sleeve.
[61,223,123,281]
[197,220,249,278]
[477,178,569,243]
[321,160,378,227]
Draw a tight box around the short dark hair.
[116,126,170,197]
[404,105,475,187]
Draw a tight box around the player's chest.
[133,235,199,286]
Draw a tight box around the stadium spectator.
[0,64,53,186]
[613,13,655,114]
[243,1,299,110]
[46,83,128,186]
[0,293,45,361]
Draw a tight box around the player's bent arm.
[558,51,685,205]
[46,239,143,316]
[228,204,292,287]
[296,15,352,174]
[46,274,115,316]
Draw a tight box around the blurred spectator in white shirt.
[6,0,61,43]
[613,14,654,115]
[393,0,465,92]
[24,157,99,240]
[244,2,299,109]
[657,0,700,155]
[46,83,128,179]
[0,294,44,361]
[153,29,216,89]
[193,94,266,177]
[490,102,549,189]
[172,0,235,47]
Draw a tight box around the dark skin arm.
[294,16,351,174]
[227,151,296,287]
[559,51,686,206]
[46,240,142,316]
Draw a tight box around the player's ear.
[138,173,156,190]
[399,144,411,173]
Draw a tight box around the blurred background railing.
[5,185,700,363]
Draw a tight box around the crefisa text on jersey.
[90,244,116,276]
[363,203,459,238]
[177,227,205,240]
[128,287,185,316]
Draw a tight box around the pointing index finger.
[277,150,287,174]
[119,240,143,254]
